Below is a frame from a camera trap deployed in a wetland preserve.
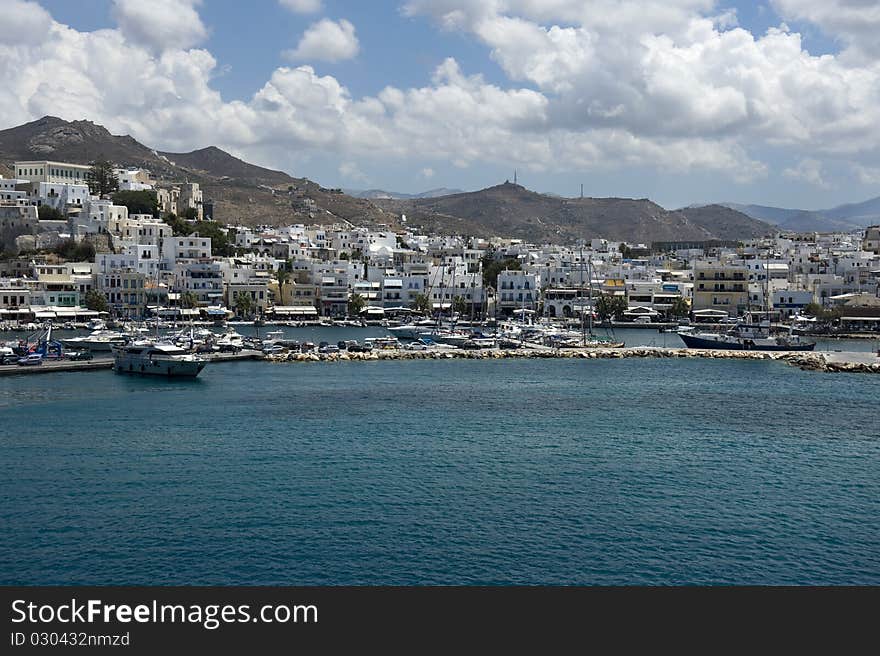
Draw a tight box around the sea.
[1,326,879,585]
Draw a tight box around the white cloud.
[111,0,208,52]
[0,0,53,45]
[278,0,322,13]
[283,19,359,62]
[339,161,368,183]
[4,1,880,193]
[771,0,880,60]
[783,158,831,188]
[420,167,435,179]
[853,164,880,186]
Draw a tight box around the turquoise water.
[1,356,878,585]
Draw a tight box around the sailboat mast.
[579,246,586,346]
[587,254,593,337]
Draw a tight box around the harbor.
[3,353,879,586]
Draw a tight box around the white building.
[14,160,90,185]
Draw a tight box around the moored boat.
[112,341,207,377]
[678,317,816,352]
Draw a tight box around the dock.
[0,350,264,376]
[0,358,114,376]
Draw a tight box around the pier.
[0,350,263,376]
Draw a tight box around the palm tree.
[275,264,291,305]
[668,297,690,319]
[179,291,199,309]
[348,293,366,317]
[452,295,467,317]
[411,293,431,315]
[234,291,255,318]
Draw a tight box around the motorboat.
[112,341,207,377]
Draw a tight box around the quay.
[0,350,263,376]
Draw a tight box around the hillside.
[0,116,390,228]
[345,187,464,200]
[0,116,781,242]
[378,183,774,243]
[724,198,880,232]
[158,146,294,186]
[677,204,776,241]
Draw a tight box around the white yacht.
[112,341,207,377]
[61,329,129,352]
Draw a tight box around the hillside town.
[1,158,880,334]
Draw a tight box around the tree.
[803,302,840,322]
[452,295,467,316]
[192,220,234,256]
[275,266,291,305]
[38,205,64,220]
[482,257,520,289]
[181,207,199,221]
[83,290,108,313]
[618,243,633,259]
[85,160,119,197]
[348,293,366,316]
[179,291,199,309]
[668,297,690,319]
[52,239,95,262]
[596,294,627,321]
[411,293,431,315]
[339,251,350,260]
[234,291,255,318]
[111,190,158,217]
[163,213,194,236]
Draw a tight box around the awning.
[272,305,318,315]
[54,309,78,317]
[179,308,200,316]
[361,306,385,316]
[432,302,451,309]
[34,311,56,319]
[204,307,230,316]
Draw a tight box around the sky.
[2,0,880,210]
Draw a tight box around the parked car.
[17,353,43,366]
[67,350,93,361]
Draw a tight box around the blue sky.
[8,1,880,210]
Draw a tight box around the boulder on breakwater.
[262,346,880,373]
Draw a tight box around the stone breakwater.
[267,347,880,374]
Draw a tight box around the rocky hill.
[0,116,776,242]
[723,198,880,232]
[0,116,391,228]
[378,183,775,243]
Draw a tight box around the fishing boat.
[678,315,816,351]
[112,341,207,377]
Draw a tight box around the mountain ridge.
[1,116,781,242]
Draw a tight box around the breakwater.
[268,346,880,374]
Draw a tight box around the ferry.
[112,341,207,377]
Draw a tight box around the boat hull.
[113,355,206,377]
[679,333,816,351]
